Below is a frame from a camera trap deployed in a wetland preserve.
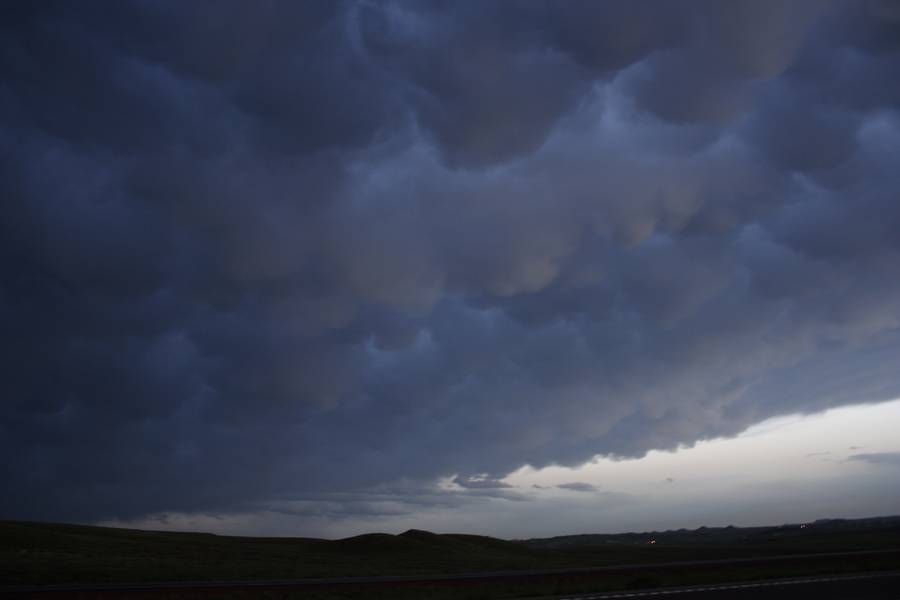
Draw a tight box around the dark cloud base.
[2,0,900,524]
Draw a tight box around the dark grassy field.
[2,516,899,598]
[2,523,560,585]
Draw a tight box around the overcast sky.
[3,0,900,538]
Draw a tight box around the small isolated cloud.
[804,451,830,458]
[848,452,900,467]
[465,489,533,502]
[452,474,514,489]
[532,484,550,490]
[849,446,864,450]
[557,482,597,492]
[665,477,675,484]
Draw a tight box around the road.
[3,571,900,598]
[521,571,900,600]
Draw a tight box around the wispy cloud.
[848,452,900,467]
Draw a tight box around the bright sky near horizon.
[101,399,900,539]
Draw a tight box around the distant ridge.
[521,515,900,548]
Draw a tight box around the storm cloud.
[2,0,900,525]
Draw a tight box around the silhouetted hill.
[0,520,546,585]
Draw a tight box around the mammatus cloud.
[2,0,900,525]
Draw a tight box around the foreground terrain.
[2,516,899,598]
